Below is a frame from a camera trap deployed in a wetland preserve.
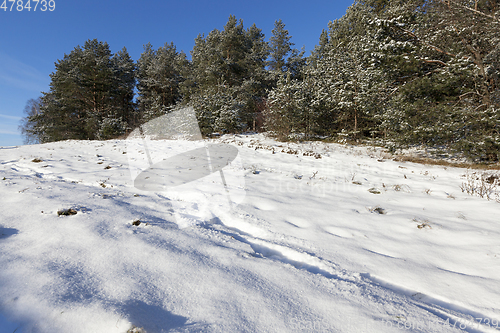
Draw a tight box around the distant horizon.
[0,0,354,146]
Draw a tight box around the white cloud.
[0,52,48,92]
[0,129,19,135]
[0,113,22,121]
[0,121,19,136]
[0,114,21,136]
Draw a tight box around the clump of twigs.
[460,170,500,202]
[412,217,431,229]
[368,206,386,214]
[57,208,77,216]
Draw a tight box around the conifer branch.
[396,27,457,58]
[442,0,499,22]
[420,59,448,67]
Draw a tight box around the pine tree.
[136,42,156,118]
[362,0,500,160]
[266,2,384,140]
[40,45,87,141]
[112,47,136,129]
[78,39,118,137]
[35,39,135,141]
[136,42,187,122]
[220,15,248,87]
[187,16,269,134]
[268,19,292,78]
[309,29,329,67]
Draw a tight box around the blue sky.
[0,0,354,146]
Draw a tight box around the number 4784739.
[1,0,56,11]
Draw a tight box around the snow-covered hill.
[1,134,499,333]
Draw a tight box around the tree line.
[20,1,500,162]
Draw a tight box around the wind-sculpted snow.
[0,134,499,332]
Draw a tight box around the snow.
[0,133,499,333]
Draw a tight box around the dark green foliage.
[268,19,305,82]
[19,10,498,163]
[113,47,137,127]
[136,42,189,122]
[186,15,270,135]
[268,19,292,77]
[264,0,499,162]
[27,39,136,142]
[371,0,500,161]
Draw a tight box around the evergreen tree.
[245,23,272,92]
[220,15,248,87]
[187,15,269,134]
[309,29,329,67]
[112,47,136,129]
[20,10,498,161]
[266,2,384,140]
[78,39,119,137]
[33,39,134,141]
[136,42,188,122]
[264,75,316,140]
[364,0,500,160]
[136,42,156,118]
[268,19,293,77]
[268,19,305,81]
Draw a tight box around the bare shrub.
[412,217,431,229]
[392,184,411,192]
[460,170,500,202]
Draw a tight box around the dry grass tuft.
[460,170,500,202]
[412,218,431,229]
[57,208,77,216]
[393,155,500,170]
[392,184,411,192]
[368,206,386,214]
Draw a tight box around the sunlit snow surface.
[0,134,499,333]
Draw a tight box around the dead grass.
[57,208,77,216]
[368,188,382,194]
[460,170,500,202]
[368,206,386,214]
[412,218,432,229]
[392,184,411,192]
[294,135,500,170]
[393,155,500,170]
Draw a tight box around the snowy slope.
[0,134,499,333]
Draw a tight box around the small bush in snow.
[460,171,500,202]
[97,117,127,140]
[412,218,431,229]
[392,184,411,192]
[368,206,386,214]
[57,208,77,216]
